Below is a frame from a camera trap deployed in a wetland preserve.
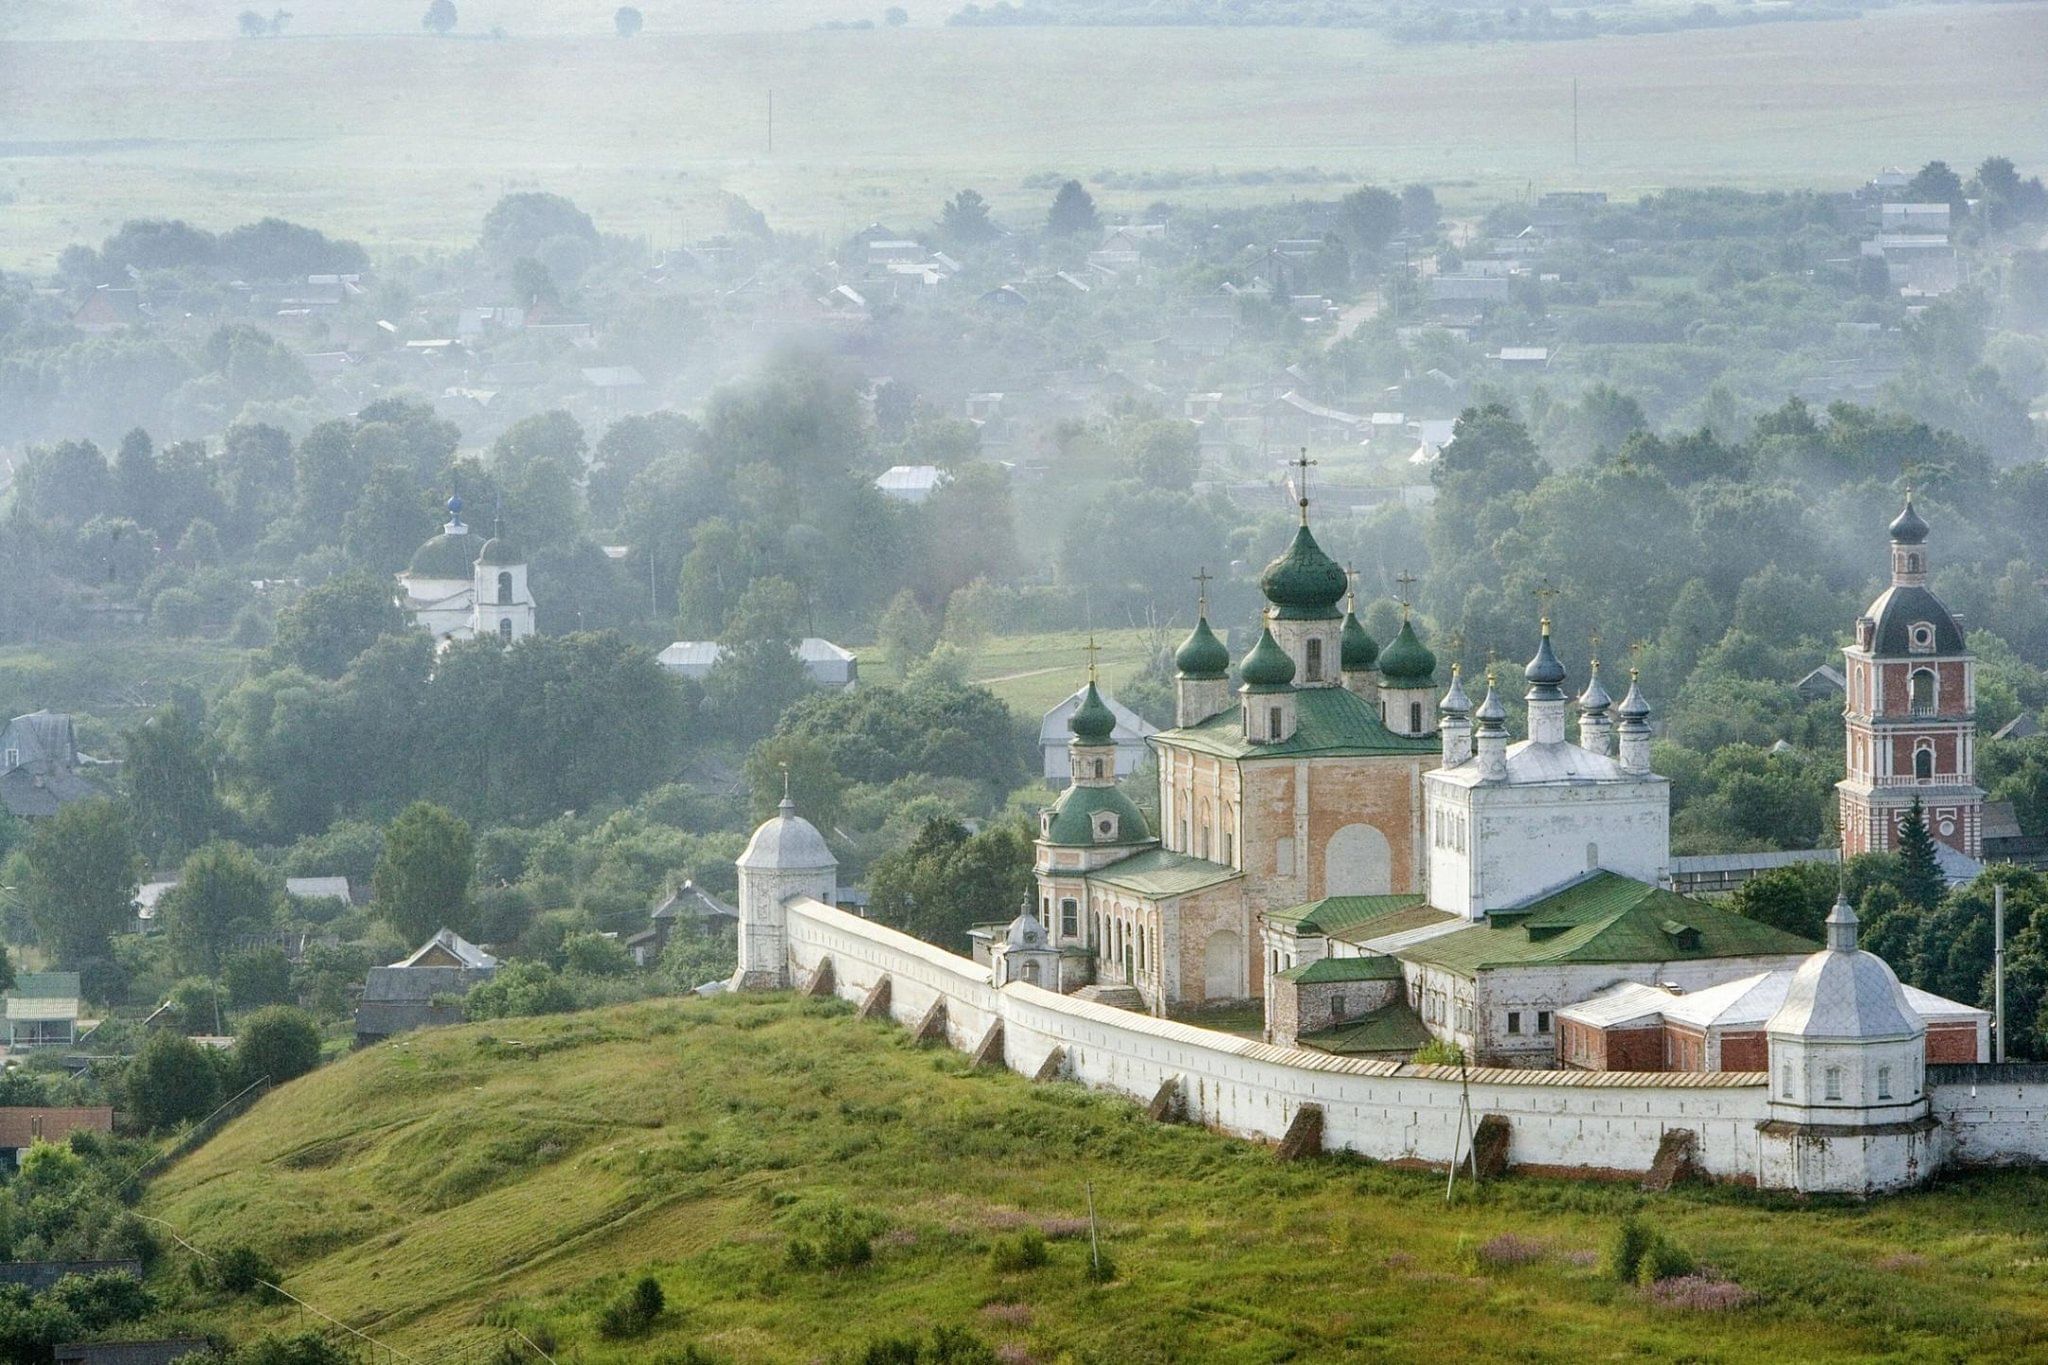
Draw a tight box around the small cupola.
[1239,618,1298,744]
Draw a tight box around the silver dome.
[1767,897,1921,1042]
[737,797,837,872]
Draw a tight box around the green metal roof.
[1376,617,1436,686]
[1042,783,1153,848]
[1341,611,1378,672]
[1158,685,1437,761]
[8,972,81,999]
[407,529,478,578]
[1086,848,1241,899]
[1275,954,1403,984]
[1397,872,1818,978]
[1238,625,1295,692]
[1068,681,1117,744]
[1174,616,1231,680]
[1263,893,1429,934]
[1260,524,1347,621]
[1297,1001,1434,1056]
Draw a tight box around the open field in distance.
[3,5,2047,269]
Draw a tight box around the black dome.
[1889,496,1929,546]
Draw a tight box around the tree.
[342,465,437,574]
[1045,180,1099,237]
[481,192,598,264]
[422,0,457,33]
[876,590,937,676]
[867,818,1032,950]
[464,961,573,1019]
[1729,862,1835,942]
[373,802,475,944]
[1339,185,1402,253]
[1117,418,1199,490]
[614,5,643,36]
[239,10,268,36]
[113,428,160,524]
[939,188,997,245]
[162,842,280,978]
[1898,797,1945,913]
[1400,183,1440,235]
[231,1007,321,1089]
[268,571,405,679]
[703,576,812,742]
[124,704,218,864]
[125,1030,223,1131]
[224,946,293,1009]
[1905,159,1966,210]
[884,5,908,23]
[20,801,141,975]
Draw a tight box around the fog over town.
[0,0,2046,1359]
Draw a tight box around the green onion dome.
[1258,526,1348,620]
[1340,611,1378,672]
[1068,681,1117,745]
[1174,616,1231,680]
[407,529,479,578]
[1238,625,1296,692]
[476,535,522,566]
[1376,618,1436,687]
[1888,495,1929,546]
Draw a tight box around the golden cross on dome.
[1344,562,1360,612]
[1083,634,1101,683]
[1293,448,1317,524]
[1192,565,1213,612]
[1394,570,1418,618]
[779,760,791,802]
[1532,579,1559,630]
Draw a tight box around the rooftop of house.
[1083,848,1240,899]
[393,929,497,971]
[0,1106,111,1150]
[1161,686,1438,762]
[1295,1000,1434,1056]
[1397,871,1817,977]
[1274,954,1404,985]
[1560,970,1984,1034]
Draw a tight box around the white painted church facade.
[397,497,537,645]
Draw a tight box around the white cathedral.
[397,496,537,645]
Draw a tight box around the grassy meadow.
[144,993,2048,1363]
[4,5,2048,269]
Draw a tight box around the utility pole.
[767,89,774,156]
[1995,881,2007,1064]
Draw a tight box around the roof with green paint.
[1068,681,1117,744]
[475,535,522,567]
[1263,893,1430,935]
[407,529,479,578]
[1238,625,1296,692]
[1376,617,1436,686]
[1341,611,1378,672]
[1397,872,1818,977]
[1297,1001,1434,1056]
[1174,616,1231,680]
[1259,525,1347,621]
[1158,684,1438,761]
[1275,954,1404,984]
[1041,782,1153,848]
[1086,848,1241,899]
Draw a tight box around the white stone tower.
[732,785,838,991]
[471,519,536,645]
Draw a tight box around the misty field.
[4,4,2048,269]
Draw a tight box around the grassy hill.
[5,5,2048,270]
[145,994,2048,1362]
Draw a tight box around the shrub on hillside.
[193,1243,280,1299]
[125,1029,225,1131]
[1610,1214,1695,1286]
[831,1325,998,1364]
[784,1199,888,1271]
[987,1227,1048,1273]
[464,961,574,1020]
[596,1274,665,1338]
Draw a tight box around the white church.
[396,496,537,645]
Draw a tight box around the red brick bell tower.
[1838,495,1983,861]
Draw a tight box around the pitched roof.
[10,973,80,999]
[394,929,497,971]
[1397,872,1817,977]
[1085,849,1240,899]
[1263,893,1429,935]
[1275,954,1403,984]
[1297,1001,1434,1056]
[1159,685,1437,761]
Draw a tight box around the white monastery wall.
[1428,781,1671,919]
[784,898,1775,1181]
[1930,1066,2048,1167]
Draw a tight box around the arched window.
[1060,898,1078,938]
[1092,757,1105,780]
[1824,1067,1842,1101]
[1586,841,1600,870]
[1268,706,1283,738]
[498,617,514,643]
[1304,637,1323,682]
[1914,744,1934,780]
[1909,668,1935,715]
[496,570,513,605]
[1877,1065,1892,1100]
[1409,701,1423,733]
[1907,553,1921,574]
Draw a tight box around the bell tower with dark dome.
[1838,495,1983,862]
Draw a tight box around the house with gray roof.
[0,712,108,820]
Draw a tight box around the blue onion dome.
[1439,664,1472,717]
[447,493,464,517]
[1238,624,1297,692]
[1174,616,1231,680]
[1376,617,1436,687]
[1618,669,1652,724]
[1889,494,1929,546]
[1069,681,1117,744]
[1259,526,1348,620]
[1475,673,1508,729]
[1578,660,1613,714]
[1524,622,1567,700]
[1340,610,1378,672]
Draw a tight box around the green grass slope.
[147,995,2048,1362]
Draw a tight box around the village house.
[353,930,498,1045]
[0,712,108,820]
[0,1107,112,1168]
[3,973,82,1052]
[657,638,857,690]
